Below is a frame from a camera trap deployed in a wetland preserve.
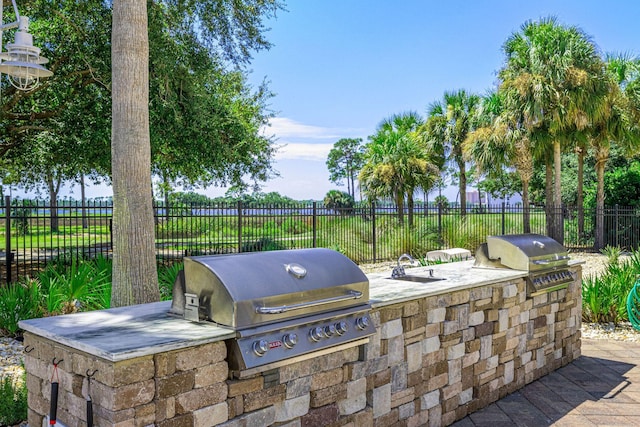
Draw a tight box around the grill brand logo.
[269,340,283,349]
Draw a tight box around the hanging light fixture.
[0,0,53,91]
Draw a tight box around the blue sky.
[230,0,640,201]
[44,0,640,201]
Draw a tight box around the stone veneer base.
[23,266,581,427]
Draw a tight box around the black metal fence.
[1,196,639,284]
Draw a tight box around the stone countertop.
[18,259,583,362]
[368,259,584,308]
[19,301,236,362]
[368,260,526,308]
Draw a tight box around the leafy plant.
[582,249,640,324]
[0,372,27,426]
[600,245,622,266]
[38,257,111,314]
[158,262,183,301]
[0,280,43,336]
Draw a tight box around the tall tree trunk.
[346,157,352,199]
[545,162,553,237]
[407,192,414,228]
[350,168,355,200]
[395,191,404,225]
[459,160,467,216]
[576,147,584,238]
[552,141,563,243]
[522,178,531,233]
[111,0,159,307]
[595,150,608,250]
[47,175,60,233]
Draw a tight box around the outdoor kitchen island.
[20,258,582,427]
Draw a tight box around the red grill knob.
[252,339,269,356]
[335,321,348,336]
[356,316,370,330]
[283,333,298,349]
[309,326,324,342]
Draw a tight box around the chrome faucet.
[391,253,415,278]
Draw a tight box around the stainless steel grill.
[474,234,574,296]
[170,248,374,376]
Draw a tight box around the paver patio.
[452,338,640,426]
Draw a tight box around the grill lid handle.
[256,290,363,314]
[532,255,570,265]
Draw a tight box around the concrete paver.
[451,338,640,426]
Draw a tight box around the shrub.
[38,257,112,315]
[600,245,622,266]
[281,218,309,234]
[156,217,215,238]
[11,201,34,236]
[0,372,27,426]
[0,280,43,337]
[241,237,287,252]
[582,250,640,324]
[158,262,183,301]
[323,190,355,216]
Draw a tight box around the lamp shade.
[0,16,53,90]
[0,60,52,78]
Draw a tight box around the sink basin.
[387,275,446,283]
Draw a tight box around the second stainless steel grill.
[474,234,574,296]
[170,248,374,376]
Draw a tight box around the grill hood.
[473,234,574,297]
[485,234,569,271]
[174,248,369,329]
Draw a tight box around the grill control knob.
[253,339,269,356]
[309,326,324,342]
[324,324,337,337]
[356,316,370,331]
[283,333,298,349]
[335,321,348,336]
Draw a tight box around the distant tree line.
[325,17,640,250]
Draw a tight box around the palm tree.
[359,112,439,226]
[464,91,535,232]
[499,17,609,243]
[589,54,640,248]
[111,0,160,306]
[422,90,480,216]
[323,190,355,216]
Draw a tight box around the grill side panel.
[183,257,236,325]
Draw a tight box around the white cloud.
[262,117,365,140]
[274,141,334,161]
[263,117,367,162]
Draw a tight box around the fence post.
[501,202,506,235]
[371,202,377,263]
[237,201,243,253]
[312,202,317,248]
[5,196,11,285]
